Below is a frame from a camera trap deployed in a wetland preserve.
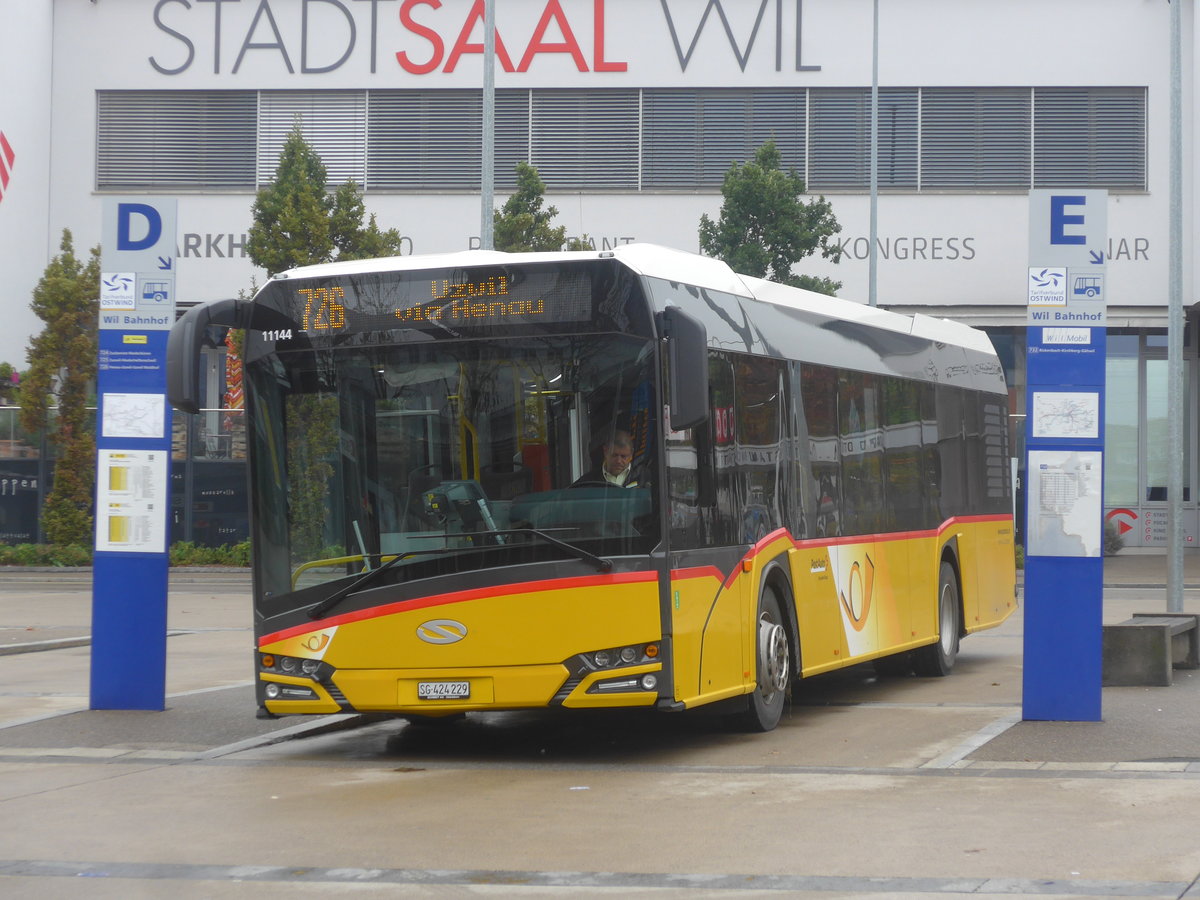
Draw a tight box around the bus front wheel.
[733,583,790,732]
[913,561,960,677]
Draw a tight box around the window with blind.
[258,91,366,187]
[95,86,1146,194]
[1034,87,1146,189]
[807,88,918,190]
[643,89,805,188]
[921,88,1030,189]
[529,90,639,189]
[96,91,257,190]
[367,90,481,190]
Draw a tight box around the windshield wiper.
[306,528,611,621]
[307,547,438,620]
[507,528,613,573]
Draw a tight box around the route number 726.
[298,287,347,331]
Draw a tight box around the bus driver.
[575,429,638,488]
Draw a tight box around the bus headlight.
[585,644,658,671]
[260,654,333,681]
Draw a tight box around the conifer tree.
[19,229,100,545]
[699,141,843,295]
[246,123,403,274]
[493,162,567,252]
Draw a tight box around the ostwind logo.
[0,132,14,205]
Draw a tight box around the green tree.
[246,123,403,274]
[493,162,567,252]
[699,140,843,295]
[19,230,100,544]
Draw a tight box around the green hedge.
[0,541,251,567]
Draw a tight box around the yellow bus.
[168,245,1015,731]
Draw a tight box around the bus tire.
[733,582,790,732]
[913,561,960,677]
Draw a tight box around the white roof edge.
[269,246,994,356]
[609,244,752,297]
[270,248,590,280]
[270,243,754,298]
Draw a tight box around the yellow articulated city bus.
[168,244,1015,731]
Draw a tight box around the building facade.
[0,0,1195,547]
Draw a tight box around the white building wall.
[0,0,1190,364]
[0,0,55,368]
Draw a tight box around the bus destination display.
[288,267,593,336]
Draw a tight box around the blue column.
[1022,326,1105,721]
[92,199,176,710]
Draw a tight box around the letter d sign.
[102,198,176,273]
[117,203,162,251]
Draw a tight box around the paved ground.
[0,555,1198,762]
[0,555,1198,899]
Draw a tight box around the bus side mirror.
[658,306,709,432]
[167,298,247,414]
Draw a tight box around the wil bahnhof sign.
[1023,190,1107,723]
[92,198,177,710]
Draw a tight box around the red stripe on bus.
[260,570,658,645]
[670,565,725,583]
[726,515,1013,586]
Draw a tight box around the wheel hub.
[759,618,789,693]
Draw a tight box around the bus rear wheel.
[734,583,790,732]
[913,561,960,677]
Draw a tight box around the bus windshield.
[248,333,660,600]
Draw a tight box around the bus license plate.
[418,681,470,700]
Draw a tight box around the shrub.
[169,540,252,567]
[0,543,92,566]
[0,541,250,566]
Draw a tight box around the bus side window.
[934,384,968,520]
[706,353,738,545]
[882,377,925,531]
[801,364,841,538]
[734,355,785,542]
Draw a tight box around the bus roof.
[269,243,754,299]
[269,243,997,362]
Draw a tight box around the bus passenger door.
[829,539,880,663]
[789,543,850,676]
